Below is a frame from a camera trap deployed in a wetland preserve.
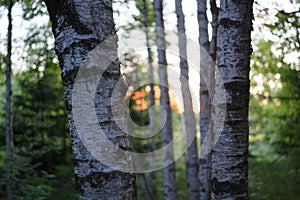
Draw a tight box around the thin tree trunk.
[197,0,212,199]
[142,0,155,198]
[209,0,218,62]
[130,66,152,200]
[211,0,253,199]
[5,0,13,199]
[197,0,209,51]
[175,0,200,199]
[128,132,152,200]
[138,173,152,200]
[153,0,177,199]
[43,0,137,199]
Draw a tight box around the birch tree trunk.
[5,0,13,199]
[197,0,212,199]
[211,0,253,199]
[153,0,177,199]
[128,133,152,200]
[197,0,209,51]
[43,0,137,199]
[175,0,200,199]
[142,0,155,198]
[209,0,218,62]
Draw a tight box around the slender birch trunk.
[211,0,253,199]
[138,173,152,200]
[5,0,13,199]
[197,0,209,51]
[142,0,155,198]
[209,0,218,62]
[175,0,200,199]
[128,131,152,200]
[43,0,137,199]
[197,0,213,199]
[153,0,177,199]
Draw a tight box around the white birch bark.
[153,0,177,199]
[211,0,253,199]
[43,0,137,199]
[197,0,213,199]
[5,0,13,199]
[175,0,200,199]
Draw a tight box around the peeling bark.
[43,0,137,199]
[211,0,253,199]
[153,0,177,199]
[175,0,200,199]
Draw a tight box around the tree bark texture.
[175,0,200,199]
[209,0,218,62]
[43,0,137,199]
[153,0,177,199]
[197,0,212,199]
[211,0,253,199]
[5,0,13,199]
[197,0,209,51]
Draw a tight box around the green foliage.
[21,0,47,20]
[0,63,76,198]
[249,154,300,199]
[250,5,300,156]
[266,9,300,54]
[0,4,76,197]
[49,160,77,200]
[117,0,155,31]
[0,58,77,198]
[0,0,298,198]
[136,154,188,200]
[250,39,300,155]
[133,0,155,28]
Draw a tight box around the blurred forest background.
[0,0,299,199]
